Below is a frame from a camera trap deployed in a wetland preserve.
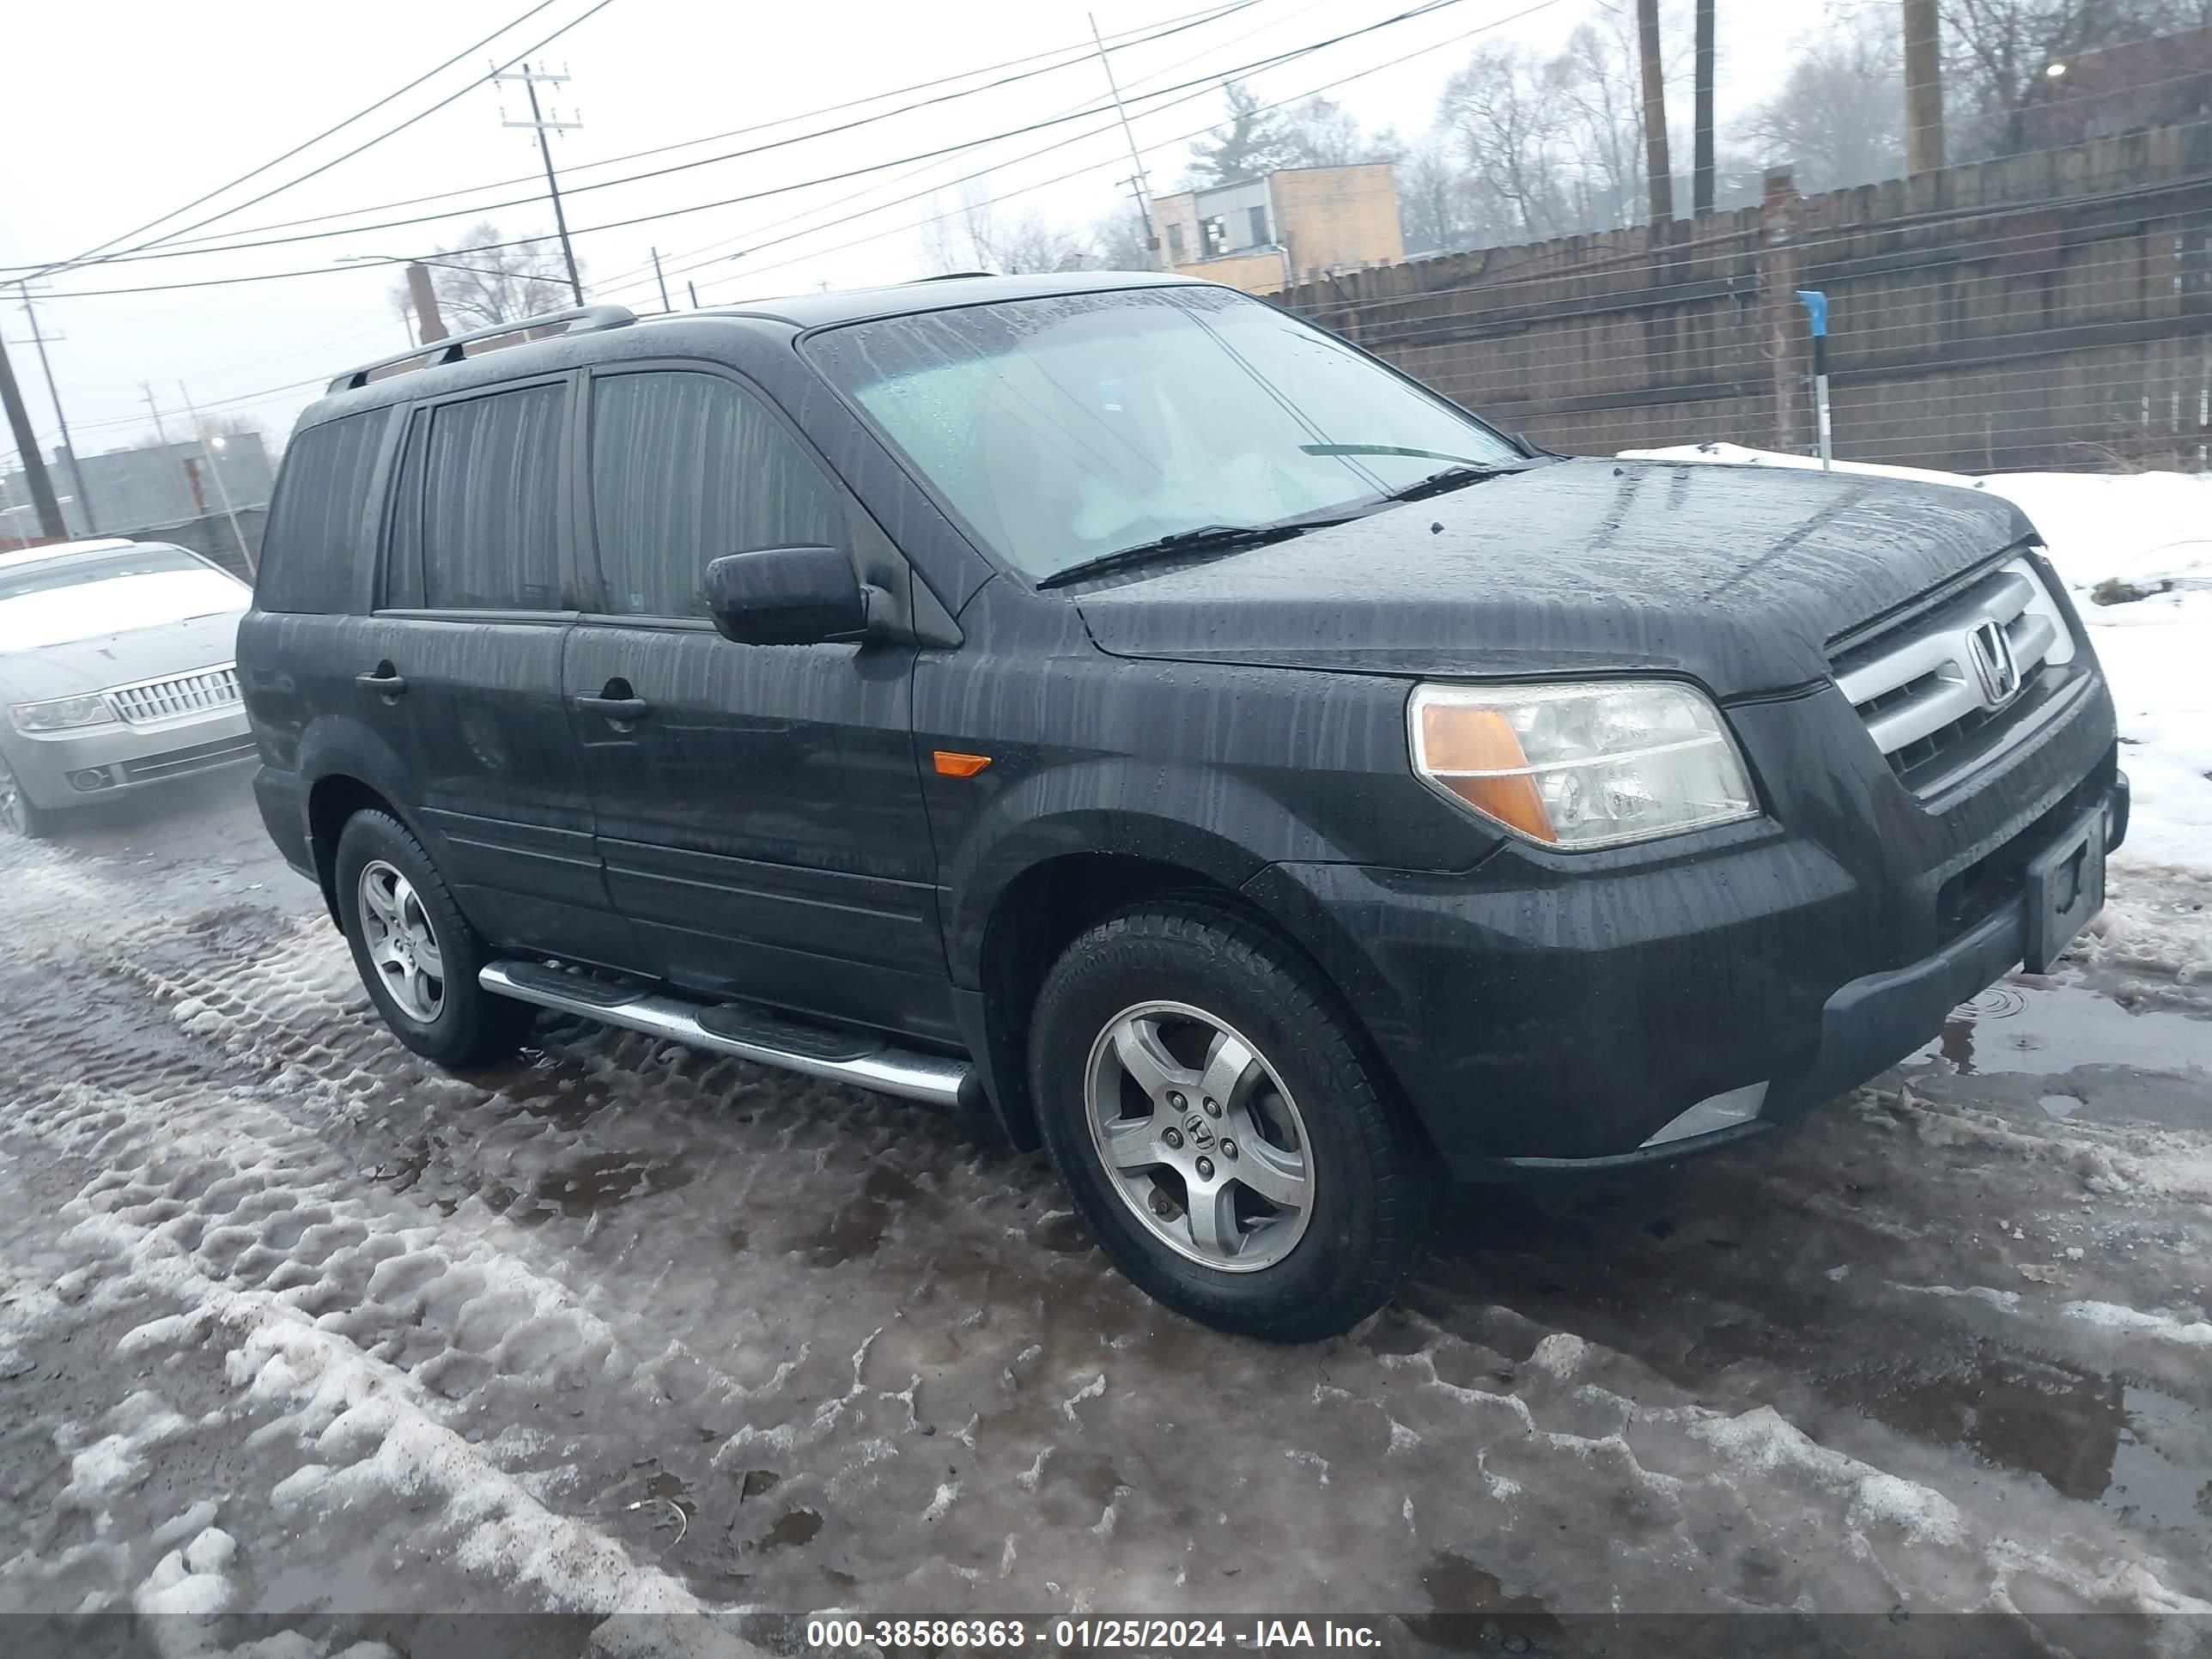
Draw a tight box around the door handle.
[356,667,407,698]
[576,695,649,723]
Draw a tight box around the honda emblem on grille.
[1966,619,2021,708]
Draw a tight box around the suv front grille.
[1831,556,2077,797]
[104,664,241,726]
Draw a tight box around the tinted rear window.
[257,411,384,613]
[418,384,566,611]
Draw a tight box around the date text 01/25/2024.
[804,1619,1385,1650]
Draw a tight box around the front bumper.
[1244,673,2123,1177]
[3,705,256,811]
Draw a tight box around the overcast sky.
[0,0,1830,472]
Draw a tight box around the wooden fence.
[1284,122,2212,473]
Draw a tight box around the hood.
[0,609,245,703]
[1071,459,2034,698]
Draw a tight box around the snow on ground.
[1620,443,2212,877]
[3,763,2211,1640]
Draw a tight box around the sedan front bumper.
[3,704,256,811]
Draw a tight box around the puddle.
[1860,1350,2124,1501]
[1913,981,2212,1079]
[526,1152,696,1220]
[1858,1352,2208,1553]
[751,1507,823,1552]
[2106,1383,2212,1541]
[1401,1551,1560,1651]
[478,1053,608,1131]
[739,1468,781,1500]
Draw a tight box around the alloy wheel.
[1083,1000,1314,1272]
[0,763,26,836]
[357,859,447,1023]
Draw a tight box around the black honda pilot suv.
[241,272,2124,1340]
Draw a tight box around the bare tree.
[389,222,581,332]
[1741,9,1908,189]
[1942,0,2208,157]
[1549,19,1652,229]
[1091,209,1156,271]
[920,181,997,276]
[917,179,1100,276]
[1397,134,1476,254]
[1440,43,1578,240]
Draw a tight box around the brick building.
[1150,164,1404,295]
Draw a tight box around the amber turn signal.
[1413,703,1558,843]
[933,750,993,778]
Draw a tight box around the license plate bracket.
[2022,807,2106,975]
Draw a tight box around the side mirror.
[704,546,873,645]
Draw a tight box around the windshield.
[0,545,246,653]
[805,286,1522,581]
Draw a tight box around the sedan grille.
[104,664,242,726]
[1831,556,2077,797]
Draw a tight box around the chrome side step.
[478,960,975,1109]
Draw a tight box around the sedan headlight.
[1409,679,1758,849]
[9,694,118,734]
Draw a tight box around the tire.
[0,754,53,839]
[1028,902,1432,1342]
[334,809,532,1069]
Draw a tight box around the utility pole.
[1123,176,1159,272]
[687,280,700,309]
[177,382,252,576]
[1636,0,1675,227]
[142,384,173,447]
[651,247,672,313]
[0,335,64,542]
[1692,0,1717,216]
[405,263,450,343]
[16,283,98,534]
[1904,0,1945,173]
[495,61,586,305]
[1090,13,1160,269]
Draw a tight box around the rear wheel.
[0,755,53,839]
[334,810,532,1068]
[1029,902,1432,1342]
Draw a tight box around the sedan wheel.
[1084,1000,1314,1272]
[0,757,47,838]
[356,858,446,1023]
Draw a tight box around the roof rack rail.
[326,304,637,393]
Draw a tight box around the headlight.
[9,694,117,734]
[1409,679,1758,849]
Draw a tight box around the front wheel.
[1029,902,1433,1342]
[0,754,54,839]
[334,810,532,1069]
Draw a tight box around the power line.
[582,0,1301,294]
[35,0,1477,299]
[117,0,1262,262]
[44,0,621,280]
[21,0,573,282]
[640,0,1564,297]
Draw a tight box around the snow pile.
[1620,443,2212,875]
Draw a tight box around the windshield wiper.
[1296,443,1538,504]
[1378,463,1530,503]
[1036,520,1334,589]
[1298,442,1506,465]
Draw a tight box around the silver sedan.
[0,538,255,837]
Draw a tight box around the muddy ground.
[1,771,2209,1654]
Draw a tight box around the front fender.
[939,757,1346,988]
